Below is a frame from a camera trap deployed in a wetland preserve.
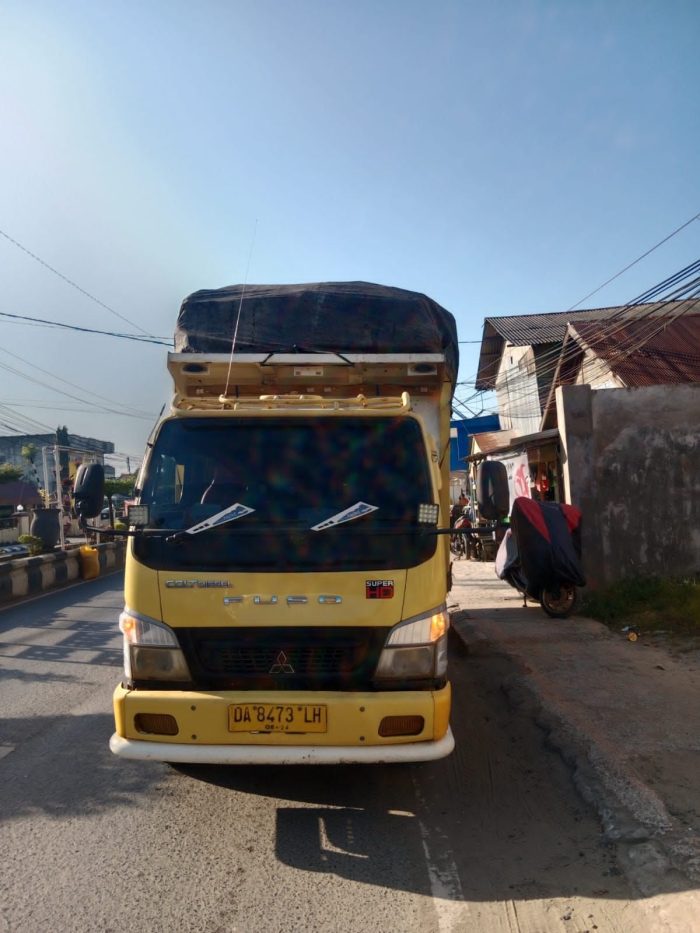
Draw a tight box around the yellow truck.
[88,282,459,763]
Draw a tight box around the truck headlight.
[119,608,191,682]
[374,605,449,681]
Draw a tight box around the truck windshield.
[134,415,437,572]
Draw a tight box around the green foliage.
[18,534,44,556]
[582,576,700,635]
[56,426,70,477]
[0,464,24,484]
[104,475,136,498]
[21,444,37,464]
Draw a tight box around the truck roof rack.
[167,352,449,412]
[172,391,414,413]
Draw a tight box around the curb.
[0,541,126,608]
[449,610,700,896]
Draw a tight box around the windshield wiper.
[311,501,378,532]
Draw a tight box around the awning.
[464,428,560,462]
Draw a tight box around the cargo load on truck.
[174,281,459,386]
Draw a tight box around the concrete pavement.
[448,556,700,896]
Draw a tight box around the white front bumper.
[109,726,454,765]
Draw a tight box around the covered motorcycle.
[495,497,585,618]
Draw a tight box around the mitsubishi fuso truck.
[92,281,458,764]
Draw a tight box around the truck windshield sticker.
[184,503,255,535]
[311,501,379,532]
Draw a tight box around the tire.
[540,584,578,618]
[450,532,466,559]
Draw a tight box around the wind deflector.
[173,281,459,386]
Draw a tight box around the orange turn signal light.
[134,713,179,736]
[378,715,425,737]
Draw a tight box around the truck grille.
[175,626,391,690]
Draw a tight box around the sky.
[1,0,699,470]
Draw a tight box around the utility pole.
[41,446,50,507]
[54,444,65,550]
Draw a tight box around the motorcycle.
[450,509,472,560]
[495,497,586,618]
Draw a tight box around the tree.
[103,474,136,527]
[21,443,41,493]
[0,464,23,484]
[21,443,37,465]
[56,426,70,482]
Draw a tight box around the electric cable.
[474,257,700,390]
[478,274,700,407]
[0,402,55,434]
[0,227,157,338]
[491,294,700,425]
[472,262,700,428]
[0,345,157,419]
[567,210,700,312]
[0,310,171,346]
[0,357,156,421]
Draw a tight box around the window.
[135,416,436,572]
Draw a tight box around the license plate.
[228,703,327,733]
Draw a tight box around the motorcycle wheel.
[540,584,578,618]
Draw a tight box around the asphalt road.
[0,576,664,933]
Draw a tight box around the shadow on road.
[169,647,643,905]
[0,713,163,822]
[0,574,123,669]
[0,572,124,623]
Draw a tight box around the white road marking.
[0,745,15,761]
[411,774,477,932]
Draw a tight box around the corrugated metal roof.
[466,428,559,461]
[571,314,700,386]
[469,429,519,454]
[475,299,698,389]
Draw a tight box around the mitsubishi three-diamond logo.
[269,650,295,674]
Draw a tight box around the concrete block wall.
[0,541,126,607]
[557,383,700,588]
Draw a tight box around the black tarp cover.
[174,281,459,385]
[509,497,586,591]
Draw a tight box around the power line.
[0,402,55,434]
[105,453,142,464]
[474,257,700,404]
[0,353,157,421]
[491,289,700,424]
[0,310,171,346]
[468,258,700,425]
[1,401,120,413]
[0,350,157,419]
[0,227,156,338]
[0,342,157,419]
[567,210,700,312]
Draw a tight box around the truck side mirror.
[476,460,510,521]
[74,463,105,519]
